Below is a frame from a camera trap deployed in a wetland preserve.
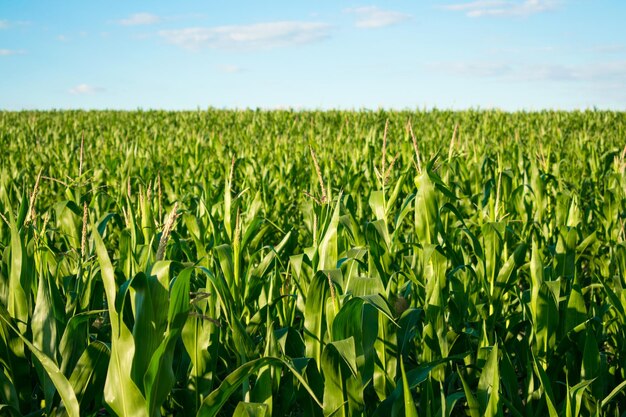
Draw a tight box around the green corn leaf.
[59,310,105,376]
[182,288,219,409]
[532,355,559,417]
[93,223,147,417]
[232,402,269,417]
[0,366,20,413]
[567,378,594,417]
[601,379,626,409]
[31,262,60,411]
[8,218,30,334]
[144,267,192,417]
[318,194,342,271]
[68,341,109,412]
[197,357,322,417]
[321,337,364,417]
[197,266,254,361]
[400,359,418,417]
[458,369,480,417]
[0,404,22,417]
[0,305,81,417]
[369,190,386,222]
[565,285,587,334]
[477,343,501,417]
[373,356,463,417]
[304,271,331,369]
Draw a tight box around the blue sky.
[1,1,625,110]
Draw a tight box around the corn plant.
[0,109,625,416]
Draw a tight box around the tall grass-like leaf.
[182,287,219,410]
[0,306,80,417]
[0,404,21,417]
[477,344,501,417]
[31,261,59,411]
[232,402,269,417]
[8,218,30,334]
[59,310,104,376]
[601,379,626,409]
[331,298,380,385]
[458,369,480,417]
[565,285,587,334]
[196,357,322,417]
[0,366,20,413]
[400,359,418,417]
[197,266,254,361]
[491,243,526,314]
[566,378,594,417]
[304,272,331,369]
[144,268,192,416]
[321,337,363,417]
[93,223,147,417]
[532,355,559,417]
[414,170,439,245]
[373,357,460,417]
[68,341,109,412]
[318,195,342,271]
[581,328,600,381]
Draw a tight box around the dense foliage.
[0,109,625,416]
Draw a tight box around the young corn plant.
[0,109,625,416]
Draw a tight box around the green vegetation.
[0,109,625,416]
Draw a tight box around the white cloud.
[589,44,625,54]
[217,64,243,73]
[521,62,626,82]
[429,60,626,84]
[69,84,105,94]
[0,49,25,56]
[442,0,560,17]
[159,21,332,50]
[117,13,161,26]
[515,64,574,81]
[430,62,513,77]
[0,19,31,29]
[345,6,411,28]
[486,45,555,55]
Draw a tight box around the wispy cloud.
[344,6,411,28]
[159,21,332,50]
[588,44,625,54]
[519,62,626,82]
[486,45,555,55]
[430,60,626,84]
[430,62,513,77]
[0,19,30,29]
[69,84,105,95]
[217,64,243,73]
[0,49,25,56]
[442,0,560,17]
[116,12,161,26]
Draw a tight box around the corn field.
[0,109,625,416]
